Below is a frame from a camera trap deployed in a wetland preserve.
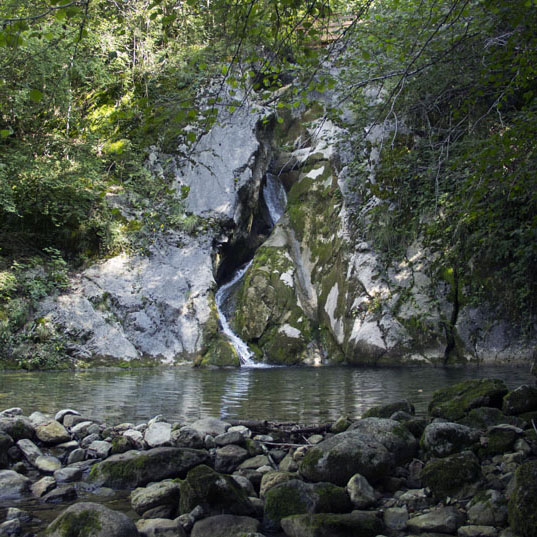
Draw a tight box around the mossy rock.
[508,460,537,537]
[421,451,482,500]
[263,479,351,532]
[45,502,138,537]
[280,510,384,537]
[460,406,526,430]
[362,401,415,419]
[428,379,508,421]
[179,464,255,517]
[0,417,34,441]
[199,337,240,368]
[480,425,521,457]
[88,447,209,489]
[502,385,537,416]
[0,432,13,469]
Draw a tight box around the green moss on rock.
[508,460,537,537]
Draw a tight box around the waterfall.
[215,260,257,367]
[263,172,288,225]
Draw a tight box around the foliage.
[343,0,537,322]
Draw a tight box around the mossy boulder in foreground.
[428,379,508,421]
[88,447,209,488]
[45,502,139,537]
[280,510,384,537]
[508,460,537,537]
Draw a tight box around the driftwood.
[227,419,332,439]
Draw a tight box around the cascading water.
[215,260,256,366]
[215,173,287,367]
[263,172,288,225]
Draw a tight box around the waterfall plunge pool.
[0,364,533,425]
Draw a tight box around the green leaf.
[0,129,12,138]
[29,89,43,103]
[186,131,196,143]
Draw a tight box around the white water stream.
[215,174,287,367]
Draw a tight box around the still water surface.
[0,365,533,425]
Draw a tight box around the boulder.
[348,417,417,464]
[88,447,209,488]
[45,501,139,537]
[87,440,112,459]
[191,515,259,537]
[460,407,526,430]
[0,470,30,500]
[467,489,508,526]
[421,422,480,457]
[130,480,181,516]
[0,432,13,468]
[179,464,255,517]
[298,429,394,486]
[407,506,466,534]
[429,379,508,421]
[42,484,77,503]
[144,422,172,448]
[260,471,296,498]
[502,385,537,415]
[507,460,537,537]
[482,424,523,456]
[362,401,415,419]
[171,427,205,449]
[421,451,482,500]
[263,479,351,531]
[54,466,83,483]
[189,418,230,437]
[280,511,384,537]
[35,455,62,473]
[346,473,377,509]
[31,476,56,497]
[136,518,186,537]
[0,417,34,441]
[55,409,81,423]
[214,444,249,473]
[16,438,42,464]
[35,421,71,444]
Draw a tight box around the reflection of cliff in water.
[0,366,533,424]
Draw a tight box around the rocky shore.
[0,378,536,537]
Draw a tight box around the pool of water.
[0,364,534,425]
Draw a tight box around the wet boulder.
[0,417,35,441]
[507,460,537,537]
[45,502,139,537]
[130,479,181,517]
[35,421,71,445]
[263,479,351,531]
[421,451,482,500]
[136,518,186,537]
[179,464,256,517]
[467,489,508,526]
[260,471,296,498]
[280,510,384,537]
[299,430,394,486]
[429,379,508,421]
[406,506,466,534]
[421,422,480,457]
[191,514,260,537]
[0,470,31,500]
[348,417,417,464]
[502,385,537,415]
[88,447,209,488]
[214,444,249,473]
[0,432,14,468]
[460,407,526,430]
[346,473,377,509]
[481,424,524,457]
[189,417,230,437]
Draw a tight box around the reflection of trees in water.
[0,366,533,425]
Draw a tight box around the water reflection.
[0,365,533,425]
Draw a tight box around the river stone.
[348,417,417,464]
[55,409,81,423]
[36,421,71,444]
[123,429,145,449]
[384,506,409,530]
[467,489,507,526]
[0,432,13,468]
[0,408,22,417]
[231,474,257,497]
[0,417,34,441]
[260,471,295,498]
[67,448,85,465]
[29,411,52,427]
[362,401,415,419]
[0,470,30,500]
[31,476,56,497]
[215,430,245,446]
[503,385,537,415]
[189,417,230,437]
[238,454,269,470]
[43,484,77,503]
[63,414,88,428]
[87,440,112,459]
[71,420,94,439]
[131,480,181,516]
[54,466,83,483]
[0,519,21,537]
[16,438,42,464]
[346,473,377,509]
[45,501,139,537]
[179,464,256,517]
[263,479,351,531]
[407,506,466,534]
[89,447,209,488]
[507,460,537,537]
[35,455,62,473]
[191,514,259,537]
[429,379,508,421]
[460,407,526,430]
[6,507,32,523]
[136,518,186,537]
[421,422,481,457]
[145,422,172,448]
[483,424,523,456]
[280,510,384,537]
[298,429,394,486]
[170,426,204,449]
[215,444,249,473]
[458,525,499,537]
[421,451,482,500]
[81,433,101,448]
